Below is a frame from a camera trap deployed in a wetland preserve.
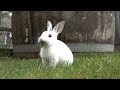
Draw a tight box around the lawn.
[0,53,120,79]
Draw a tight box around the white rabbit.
[38,21,73,67]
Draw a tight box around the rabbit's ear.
[47,21,52,31]
[53,21,65,34]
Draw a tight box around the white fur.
[38,21,73,67]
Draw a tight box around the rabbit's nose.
[40,39,44,43]
[38,39,46,47]
[38,39,45,44]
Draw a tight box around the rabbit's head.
[38,21,65,47]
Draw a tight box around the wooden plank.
[30,11,47,44]
[13,44,39,52]
[12,11,34,45]
[67,43,114,52]
[0,27,12,32]
[21,11,32,44]
[13,43,114,53]
[115,11,120,45]
[0,11,1,27]
[28,11,32,44]
[14,52,39,58]
[12,11,22,45]
[61,11,115,44]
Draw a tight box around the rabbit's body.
[40,40,73,66]
[38,21,73,67]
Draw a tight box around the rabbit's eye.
[48,34,52,37]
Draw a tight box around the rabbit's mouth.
[41,41,45,45]
[39,40,47,47]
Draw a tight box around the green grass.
[0,53,120,79]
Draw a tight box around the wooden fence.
[12,11,115,58]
